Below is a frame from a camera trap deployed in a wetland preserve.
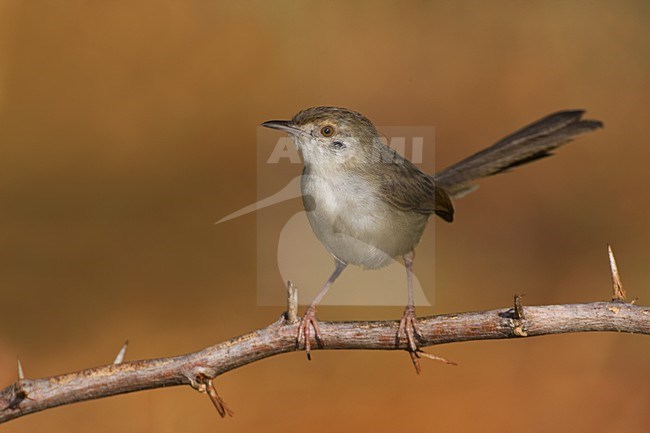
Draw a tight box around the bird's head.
[262,106,381,171]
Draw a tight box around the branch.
[1,301,648,423]
[1,247,648,423]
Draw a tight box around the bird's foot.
[398,304,421,352]
[297,305,322,360]
[398,305,457,373]
[408,349,457,374]
[398,305,424,373]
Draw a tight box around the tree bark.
[1,299,648,424]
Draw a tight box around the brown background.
[1,1,649,432]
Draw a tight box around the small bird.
[262,107,602,360]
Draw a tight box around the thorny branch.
[1,247,648,424]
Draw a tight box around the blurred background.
[1,1,649,432]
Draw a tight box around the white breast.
[301,170,427,269]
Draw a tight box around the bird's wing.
[369,148,454,222]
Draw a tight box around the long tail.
[433,110,603,198]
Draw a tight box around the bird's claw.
[398,304,422,352]
[297,305,322,360]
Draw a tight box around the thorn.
[5,360,29,411]
[17,358,24,380]
[286,281,298,323]
[608,244,627,301]
[512,294,528,336]
[113,340,129,365]
[513,293,526,320]
[206,379,234,418]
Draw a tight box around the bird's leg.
[298,259,346,359]
[398,251,421,353]
[398,252,456,373]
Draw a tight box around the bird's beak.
[261,120,302,136]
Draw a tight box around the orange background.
[1,1,649,432]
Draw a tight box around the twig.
[1,245,648,424]
[206,378,234,418]
[512,294,528,336]
[286,281,298,323]
[1,301,649,423]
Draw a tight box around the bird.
[262,106,602,361]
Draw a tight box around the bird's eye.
[320,125,334,137]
